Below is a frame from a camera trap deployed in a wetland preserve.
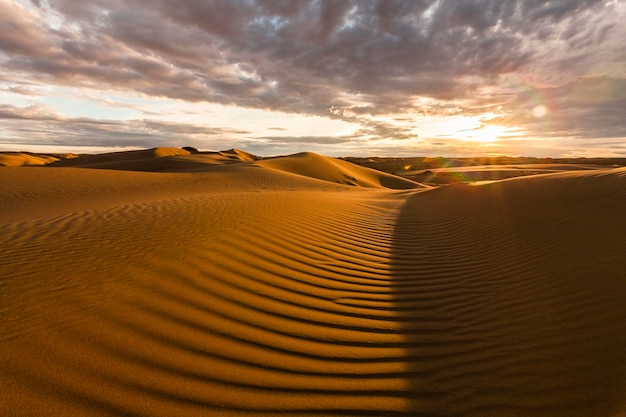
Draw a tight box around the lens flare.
[532,105,548,118]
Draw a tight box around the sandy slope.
[1,151,626,416]
[256,152,424,189]
[401,163,608,185]
[0,152,61,166]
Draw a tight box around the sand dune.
[256,151,425,189]
[48,148,265,172]
[1,150,626,416]
[42,148,424,190]
[48,147,192,170]
[401,163,608,185]
[0,152,61,166]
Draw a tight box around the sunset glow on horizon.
[1,0,625,157]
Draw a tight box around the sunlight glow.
[467,125,509,143]
[445,114,512,143]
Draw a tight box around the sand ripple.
[1,191,415,416]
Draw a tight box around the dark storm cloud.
[1,0,625,149]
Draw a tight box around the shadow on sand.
[390,180,626,416]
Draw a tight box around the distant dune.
[256,151,424,189]
[1,148,626,416]
[0,152,61,166]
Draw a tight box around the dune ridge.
[0,152,61,166]
[1,151,626,416]
[256,152,425,189]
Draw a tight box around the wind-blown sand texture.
[1,149,626,416]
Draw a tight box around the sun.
[461,124,508,143]
[472,125,507,142]
[445,115,511,144]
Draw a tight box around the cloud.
[255,135,356,146]
[0,103,63,120]
[1,0,625,154]
[3,85,43,95]
[0,104,250,149]
[0,1,55,56]
[6,1,620,105]
[486,77,626,139]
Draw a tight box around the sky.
[1,0,625,157]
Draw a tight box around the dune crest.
[48,147,191,169]
[218,148,260,162]
[256,151,427,189]
[0,152,60,166]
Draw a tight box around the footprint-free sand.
[2,149,626,416]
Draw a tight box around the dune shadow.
[390,180,626,416]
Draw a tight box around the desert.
[1,148,626,416]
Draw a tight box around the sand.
[0,152,61,167]
[1,149,626,416]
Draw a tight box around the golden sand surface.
[1,149,626,416]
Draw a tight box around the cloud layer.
[1,0,625,155]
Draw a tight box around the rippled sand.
[2,149,626,416]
